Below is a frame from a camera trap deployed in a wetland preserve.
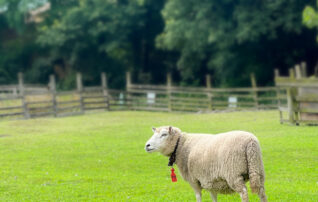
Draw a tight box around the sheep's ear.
[152,127,156,132]
[169,126,173,134]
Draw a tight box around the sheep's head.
[145,126,181,156]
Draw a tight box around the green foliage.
[303,6,318,28]
[34,0,168,88]
[0,0,47,32]
[0,17,39,84]
[1,0,318,87]
[0,111,317,201]
[0,0,51,84]
[303,1,318,41]
[158,0,317,86]
[0,0,167,88]
[37,0,144,66]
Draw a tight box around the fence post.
[274,69,280,78]
[295,64,302,79]
[101,72,109,110]
[49,74,57,117]
[300,62,307,78]
[18,72,24,96]
[295,63,306,96]
[250,73,258,109]
[126,71,131,88]
[287,68,298,124]
[167,73,172,112]
[18,72,29,119]
[13,88,17,95]
[126,72,132,109]
[206,74,212,111]
[76,72,84,113]
[289,68,295,79]
[274,69,283,123]
[287,88,298,125]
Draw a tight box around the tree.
[0,0,48,84]
[36,0,169,88]
[1,0,169,88]
[157,0,318,86]
[1,0,318,87]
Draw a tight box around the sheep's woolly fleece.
[146,126,267,202]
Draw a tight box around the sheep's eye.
[161,133,168,137]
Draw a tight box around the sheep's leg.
[258,187,267,202]
[229,177,248,202]
[189,182,202,202]
[239,187,248,202]
[210,191,217,202]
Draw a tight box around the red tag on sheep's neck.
[171,168,177,182]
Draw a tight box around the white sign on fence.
[228,96,237,108]
[147,92,156,104]
[119,93,124,105]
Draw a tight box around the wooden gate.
[275,63,318,125]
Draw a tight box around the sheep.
[145,126,267,202]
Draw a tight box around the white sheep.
[145,126,267,202]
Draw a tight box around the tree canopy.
[0,0,317,88]
[158,0,317,86]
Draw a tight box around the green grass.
[0,111,317,201]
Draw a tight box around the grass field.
[0,111,317,201]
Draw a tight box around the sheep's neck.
[174,134,190,181]
[168,136,180,166]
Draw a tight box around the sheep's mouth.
[146,148,155,152]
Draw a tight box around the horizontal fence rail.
[127,85,285,113]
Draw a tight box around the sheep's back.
[186,131,257,191]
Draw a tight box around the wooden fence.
[0,72,286,120]
[126,73,283,112]
[0,73,127,119]
[275,62,318,125]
